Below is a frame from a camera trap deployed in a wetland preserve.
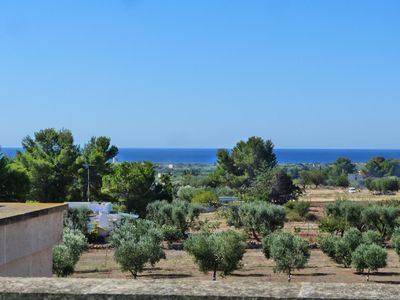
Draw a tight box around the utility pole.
[83,163,94,202]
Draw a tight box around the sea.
[3,147,400,165]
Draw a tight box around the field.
[72,187,400,284]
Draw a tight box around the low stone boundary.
[1,277,400,299]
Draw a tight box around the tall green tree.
[0,150,30,201]
[213,137,277,189]
[329,157,356,177]
[73,136,118,201]
[15,128,79,202]
[102,162,170,215]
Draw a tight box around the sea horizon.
[3,147,400,165]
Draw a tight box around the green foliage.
[366,177,400,193]
[212,136,277,189]
[229,201,285,241]
[391,228,400,260]
[72,136,118,201]
[361,205,400,238]
[184,230,246,280]
[335,228,363,267]
[52,244,75,277]
[146,199,202,236]
[111,219,165,279]
[15,128,80,202]
[0,152,30,201]
[362,157,400,178]
[262,231,310,281]
[362,230,383,246]
[318,235,341,259]
[329,158,356,177]
[64,207,91,236]
[335,175,350,188]
[299,168,328,188]
[102,162,170,215]
[319,200,364,234]
[248,168,302,204]
[62,228,87,265]
[192,190,219,206]
[161,225,184,245]
[351,244,387,279]
[52,228,87,277]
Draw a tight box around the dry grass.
[73,248,400,284]
[299,187,400,203]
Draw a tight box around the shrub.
[335,228,362,267]
[318,235,341,259]
[63,207,91,235]
[391,228,400,260]
[111,219,165,279]
[161,224,184,246]
[362,230,383,246]
[325,200,364,231]
[146,199,202,236]
[262,231,310,282]
[361,205,400,239]
[52,228,87,277]
[62,228,87,265]
[237,201,285,241]
[52,245,75,277]
[184,230,246,280]
[192,191,219,206]
[351,244,387,281]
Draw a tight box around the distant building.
[0,203,66,277]
[65,202,138,237]
[348,173,363,182]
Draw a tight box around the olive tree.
[391,228,400,261]
[361,205,400,239]
[228,201,285,241]
[146,199,202,242]
[184,230,246,280]
[52,228,87,277]
[110,219,165,279]
[262,231,310,282]
[351,244,387,281]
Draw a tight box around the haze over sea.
[3,148,400,165]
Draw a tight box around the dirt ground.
[73,248,400,284]
[300,187,400,203]
[73,188,400,284]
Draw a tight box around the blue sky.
[1,0,399,148]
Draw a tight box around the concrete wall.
[0,278,400,299]
[0,204,65,277]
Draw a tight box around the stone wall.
[0,277,400,299]
[0,203,66,277]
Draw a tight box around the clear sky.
[1,0,399,148]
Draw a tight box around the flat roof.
[0,203,67,226]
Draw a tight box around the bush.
[391,228,400,260]
[146,200,202,237]
[335,228,362,267]
[262,231,310,281]
[111,219,165,279]
[184,230,246,280]
[285,201,310,221]
[161,224,184,246]
[62,228,87,265]
[362,230,383,246]
[318,235,341,259]
[52,228,87,277]
[351,244,387,281]
[192,191,219,206]
[63,207,91,235]
[52,244,75,277]
[236,201,285,241]
[361,205,400,239]
[367,177,400,193]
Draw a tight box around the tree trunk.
[251,229,260,242]
[130,270,137,279]
[213,269,217,281]
[288,271,292,282]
